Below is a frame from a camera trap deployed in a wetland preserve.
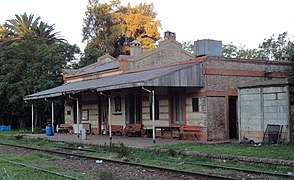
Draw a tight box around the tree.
[222,42,260,59]
[223,32,294,61]
[181,41,194,54]
[0,36,79,128]
[258,32,293,60]
[78,47,101,67]
[0,13,80,128]
[82,0,161,58]
[0,13,63,46]
[0,25,5,39]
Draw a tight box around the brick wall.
[206,97,226,140]
[202,57,292,141]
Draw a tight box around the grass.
[153,142,294,160]
[1,133,294,178]
[0,153,68,180]
[0,151,97,180]
[129,149,294,175]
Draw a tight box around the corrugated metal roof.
[24,62,201,100]
[74,61,119,76]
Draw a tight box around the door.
[99,96,108,134]
[172,89,184,124]
[229,96,238,139]
[125,94,142,124]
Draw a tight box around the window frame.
[81,109,89,121]
[192,97,200,112]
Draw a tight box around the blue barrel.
[46,125,53,136]
[1,125,10,131]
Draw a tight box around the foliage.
[0,13,79,128]
[181,41,194,54]
[223,32,294,61]
[102,142,131,158]
[78,47,101,68]
[0,13,64,46]
[222,42,260,59]
[258,32,293,60]
[82,0,161,58]
[0,32,79,128]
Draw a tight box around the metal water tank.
[194,39,222,57]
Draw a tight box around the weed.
[167,149,177,157]
[102,142,131,159]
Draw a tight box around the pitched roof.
[63,54,119,78]
[74,61,119,76]
[24,62,203,100]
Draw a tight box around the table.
[155,126,181,139]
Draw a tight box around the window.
[82,110,89,121]
[173,90,184,123]
[67,111,71,115]
[192,98,199,112]
[150,94,160,120]
[114,96,121,112]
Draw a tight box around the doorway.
[171,89,184,125]
[125,94,142,124]
[229,96,238,139]
[99,96,108,135]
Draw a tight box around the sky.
[0,0,294,51]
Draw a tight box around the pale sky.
[1,0,293,51]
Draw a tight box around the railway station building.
[24,31,294,143]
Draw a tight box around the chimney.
[281,53,290,61]
[130,40,142,56]
[164,31,176,40]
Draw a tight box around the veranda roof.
[24,62,203,100]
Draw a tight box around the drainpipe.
[51,101,54,134]
[31,103,34,134]
[142,87,156,143]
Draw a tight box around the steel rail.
[62,146,294,178]
[0,142,234,180]
[167,159,293,178]
[0,157,79,180]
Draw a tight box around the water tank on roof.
[194,39,222,57]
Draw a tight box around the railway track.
[0,142,292,179]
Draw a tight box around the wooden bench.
[57,124,72,133]
[105,125,123,136]
[124,123,143,137]
[178,125,202,140]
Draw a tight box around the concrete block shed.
[239,85,291,143]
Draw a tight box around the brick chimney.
[130,40,142,56]
[164,31,176,40]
